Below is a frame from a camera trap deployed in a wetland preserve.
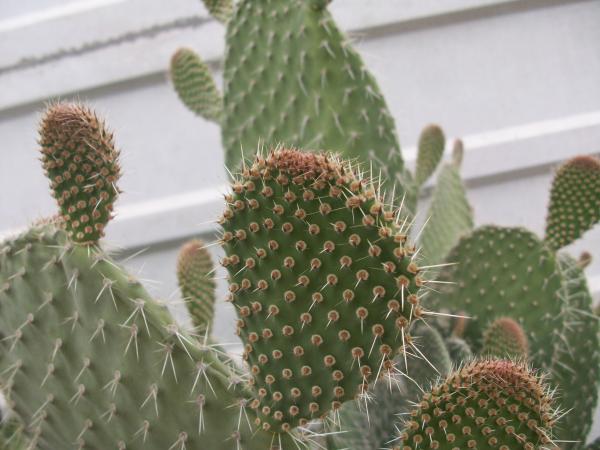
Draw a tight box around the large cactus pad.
[220,148,430,432]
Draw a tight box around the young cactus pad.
[430,226,563,372]
[482,317,529,359]
[544,155,600,250]
[414,124,445,187]
[219,148,429,432]
[170,48,223,123]
[399,359,558,449]
[176,239,217,332]
[39,103,121,244]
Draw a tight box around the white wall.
[1,0,599,441]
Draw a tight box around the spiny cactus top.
[482,317,529,359]
[400,359,557,450]
[545,155,600,250]
[176,239,217,332]
[39,103,121,244]
[220,147,430,432]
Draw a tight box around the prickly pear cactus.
[170,48,223,123]
[202,0,233,23]
[551,253,599,449]
[399,359,558,450]
[545,155,600,250]
[414,125,445,187]
[177,239,217,332]
[219,147,430,432]
[221,0,411,198]
[39,103,121,244]
[481,317,529,359]
[444,336,472,366]
[430,226,563,372]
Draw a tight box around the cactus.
[418,139,473,265]
[39,103,121,244]
[332,324,451,450]
[444,336,473,366]
[482,317,529,359]
[170,48,223,123]
[399,359,558,450]
[545,155,600,250]
[219,147,431,432]
[0,103,299,450]
[550,253,599,449]
[202,0,233,23]
[0,417,27,450]
[414,125,445,187]
[176,239,217,332]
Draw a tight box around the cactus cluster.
[0,1,598,449]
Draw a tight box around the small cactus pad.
[430,226,563,371]
[418,141,473,265]
[170,48,223,123]
[220,148,429,432]
[39,103,121,244]
[221,1,409,197]
[551,253,599,449]
[400,359,558,450]
[0,226,291,449]
[544,155,600,250]
[482,317,529,359]
[445,336,473,366]
[202,0,233,23]
[415,124,445,187]
[176,239,217,332]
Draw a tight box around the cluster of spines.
[219,147,431,432]
[399,359,557,450]
[38,102,121,244]
[176,239,217,332]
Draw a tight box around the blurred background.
[1,0,600,437]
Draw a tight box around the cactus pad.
[415,125,445,187]
[400,359,558,449]
[39,103,121,244]
[482,317,529,359]
[170,48,223,123]
[221,0,408,195]
[177,239,217,332]
[545,155,600,250]
[0,226,286,449]
[220,148,429,432]
[202,0,233,23]
[431,226,563,371]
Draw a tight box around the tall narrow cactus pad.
[545,155,600,250]
[170,48,223,123]
[221,1,409,197]
[177,239,217,332]
[39,103,121,244]
[399,359,558,449]
[220,148,429,432]
[202,0,233,23]
[0,226,288,449]
[418,140,473,265]
[551,253,599,449]
[414,124,445,187]
[333,324,451,450]
[482,317,529,359]
[430,226,563,371]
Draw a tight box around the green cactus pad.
[482,317,529,359]
[202,0,233,23]
[551,253,599,449]
[177,239,217,332]
[220,148,431,432]
[39,103,121,244]
[399,359,558,449]
[0,226,291,449]
[545,155,600,250]
[170,48,223,123]
[333,324,451,450]
[430,226,563,371]
[221,0,410,199]
[415,125,445,187]
[418,140,473,265]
